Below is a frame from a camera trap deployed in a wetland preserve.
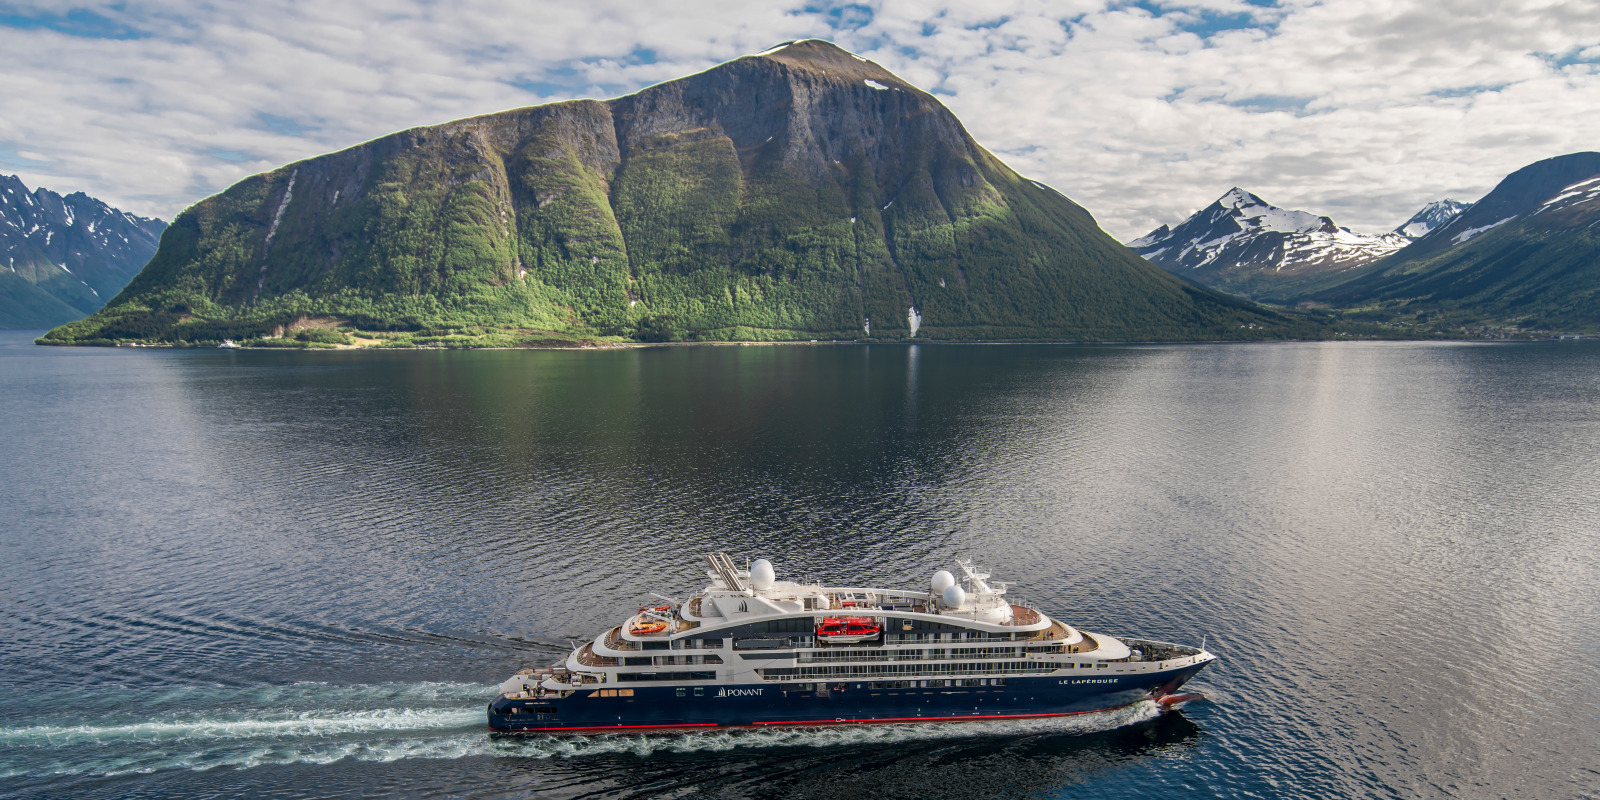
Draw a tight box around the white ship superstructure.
[489,553,1214,733]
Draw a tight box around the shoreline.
[28,334,1583,351]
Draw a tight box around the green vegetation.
[43,42,1329,348]
[1296,223,1600,333]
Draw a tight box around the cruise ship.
[488,553,1215,733]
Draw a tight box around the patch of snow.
[852,54,867,62]
[59,262,71,273]
[1028,179,1063,197]
[907,306,921,336]
[1126,230,1167,248]
[755,42,793,56]
[864,79,889,91]
[1451,215,1516,244]
[264,170,297,247]
[629,299,637,307]
[1535,176,1600,214]
[882,200,893,210]
[63,206,74,226]
[45,230,52,245]
[938,277,946,287]
[849,217,856,223]
[764,136,773,143]
[863,317,870,335]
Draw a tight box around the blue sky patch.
[1125,0,1279,39]
[1225,94,1313,113]
[0,144,50,170]
[251,113,317,138]
[206,150,256,163]
[0,7,147,40]
[1428,84,1511,99]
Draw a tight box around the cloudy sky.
[3,0,1598,240]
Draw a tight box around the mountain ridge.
[44,40,1314,346]
[1126,187,1435,298]
[1301,151,1600,330]
[1,174,166,329]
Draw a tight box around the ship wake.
[1,682,1164,778]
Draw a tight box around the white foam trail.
[1,682,1164,779]
[4,707,483,745]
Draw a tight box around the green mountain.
[44,40,1316,347]
[1,174,166,329]
[1300,152,1600,331]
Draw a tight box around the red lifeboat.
[815,616,882,643]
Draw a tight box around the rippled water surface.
[3,331,1598,799]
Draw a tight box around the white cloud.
[2,0,1598,241]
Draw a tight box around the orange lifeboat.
[815,616,882,643]
[630,619,667,635]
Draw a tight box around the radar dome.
[931,570,955,594]
[750,558,775,591]
[942,584,966,609]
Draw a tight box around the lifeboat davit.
[815,616,882,643]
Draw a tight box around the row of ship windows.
[760,661,1061,679]
[779,678,1008,692]
[622,655,724,666]
[503,705,558,714]
[604,661,1122,685]
[611,631,1055,652]
[797,645,1060,663]
[736,619,1047,643]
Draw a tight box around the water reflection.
[3,334,1599,799]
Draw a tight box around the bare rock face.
[48,40,1290,345]
[1,174,165,329]
[1128,188,1413,296]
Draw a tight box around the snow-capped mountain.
[1394,199,1471,239]
[1,174,165,328]
[1307,151,1600,330]
[1127,188,1412,291]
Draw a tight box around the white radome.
[750,558,775,591]
[931,570,955,594]
[942,584,966,609]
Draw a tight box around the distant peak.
[755,39,850,57]
[751,38,882,73]
[1395,198,1471,239]
[1218,187,1263,209]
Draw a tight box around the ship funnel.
[750,558,775,591]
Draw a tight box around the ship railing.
[1003,603,1042,627]
[577,642,619,667]
[1108,638,1203,663]
[602,626,723,652]
[603,627,640,651]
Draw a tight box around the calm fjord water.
[2,331,1597,799]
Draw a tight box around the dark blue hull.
[488,662,1209,733]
